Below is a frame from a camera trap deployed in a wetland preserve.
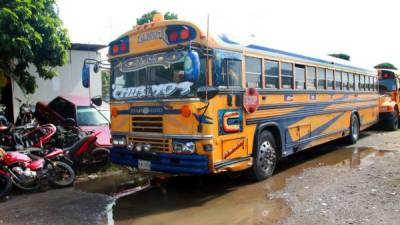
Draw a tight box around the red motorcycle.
[0,148,75,198]
[62,130,110,172]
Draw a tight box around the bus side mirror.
[184,49,200,82]
[82,63,90,88]
[197,87,219,100]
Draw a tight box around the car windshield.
[77,106,109,126]
[111,50,205,100]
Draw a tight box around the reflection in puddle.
[76,145,390,225]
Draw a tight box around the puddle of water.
[76,143,390,225]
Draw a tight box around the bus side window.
[317,68,326,89]
[306,66,317,89]
[265,60,279,89]
[326,69,334,90]
[295,64,306,89]
[334,71,342,90]
[360,75,365,91]
[245,57,262,88]
[281,62,293,89]
[221,59,242,88]
[342,72,349,90]
[354,74,360,91]
[349,73,354,90]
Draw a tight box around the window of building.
[265,60,279,89]
[281,62,293,89]
[295,64,306,89]
[354,74,360,90]
[326,69,334,89]
[317,68,326,89]
[335,71,342,90]
[220,59,242,87]
[342,72,349,90]
[245,57,262,88]
[349,73,354,90]
[306,66,317,89]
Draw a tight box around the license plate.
[138,160,151,170]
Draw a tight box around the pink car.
[35,96,111,148]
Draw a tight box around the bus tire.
[386,111,398,131]
[347,113,360,144]
[247,130,277,181]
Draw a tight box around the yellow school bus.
[105,15,378,180]
[378,69,400,130]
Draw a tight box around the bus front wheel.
[347,113,360,144]
[386,111,399,131]
[247,131,277,181]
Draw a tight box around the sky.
[57,0,400,70]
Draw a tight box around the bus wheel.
[248,131,277,181]
[387,111,399,131]
[347,113,360,144]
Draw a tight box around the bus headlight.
[173,141,195,154]
[143,144,151,152]
[127,142,134,151]
[112,136,126,146]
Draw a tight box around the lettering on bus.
[138,29,166,43]
[223,139,245,159]
[112,81,193,99]
[218,109,243,135]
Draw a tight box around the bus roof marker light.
[169,31,178,42]
[120,42,127,52]
[180,28,190,40]
[112,45,119,54]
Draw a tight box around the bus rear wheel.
[347,113,360,144]
[247,131,277,181]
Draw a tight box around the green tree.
[328,53,351,61]
[101,70,110,102]
[0,0,71,94]
[136,10,178,25]
[374,63,397,70]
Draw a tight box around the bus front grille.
[131,116,163,133]
[128,137,171,152]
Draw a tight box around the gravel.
[272,130,400,225]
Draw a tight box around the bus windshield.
[111,50,205,100]
[379,78,397,94]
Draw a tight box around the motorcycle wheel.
[49,161,76,188]
[0,173,12,198]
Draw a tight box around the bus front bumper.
[110,147,209,175]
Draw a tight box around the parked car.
[35,96,111,148]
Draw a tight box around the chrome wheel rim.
[258,140,276,175]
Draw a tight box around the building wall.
[12,49,102,122]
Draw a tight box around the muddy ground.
[0,129,399,225]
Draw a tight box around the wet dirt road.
[1,130,397,225]
[76,133,387,225]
